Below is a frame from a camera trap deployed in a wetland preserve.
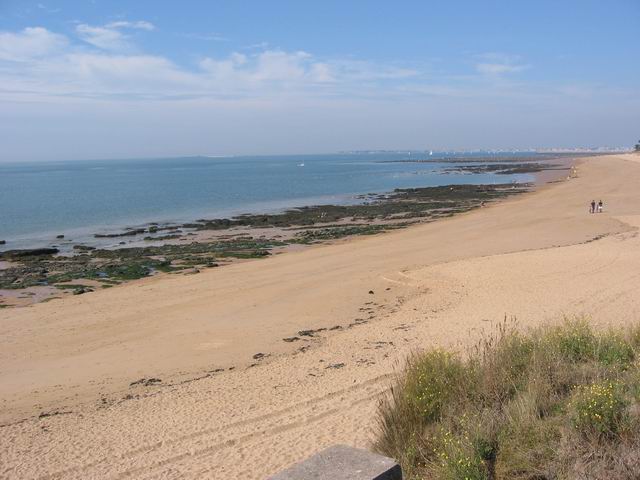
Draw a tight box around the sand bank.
[1,154,640,479]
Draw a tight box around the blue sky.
[0,0,639,161]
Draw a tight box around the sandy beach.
[2,153,640,479]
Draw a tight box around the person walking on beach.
[598,200,603,213]
[590,200,596,214]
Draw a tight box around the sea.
[0,152,550,250]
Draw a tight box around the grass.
[375,319,640,479]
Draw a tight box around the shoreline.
[0,159,570,308]
[0,156,572,251]
[3,154,636,479]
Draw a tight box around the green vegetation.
[294,223,410,242]
[443,162,564,176]
[0,238,282,290]
[375,319,640,479]
[185,183,528,230]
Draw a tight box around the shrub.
[495,416,560,479]
[375,319,640,479]
[551,319,596,362]
[474,327,534,406]
[405,350,469,422]
[570,381,627,437]
[597,332,635,367]
[432,427,488,480]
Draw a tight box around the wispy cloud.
[105,21,155,31]
[0,25,424,102]
[5,24,621,112]
[243,41,270,50]
[76,20,155,51]
[475,53,530,76]
[37,3,61,14]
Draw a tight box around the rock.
[95,228,145,238]
[0,248,58,258]
[325,363,345,369]
[73,287,93,295]
[73,245,95,251]
[129,378,162,387]
[38,410,71,419]
[56,235,64,239]
[0,240,5,245]
[298,328,327,337]
[283,337,300,342]
[368,290,375,294]
[252,352,268,360]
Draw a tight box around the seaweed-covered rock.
[73,245,96,251]
[95,228,146,238]
[0,248,59,258]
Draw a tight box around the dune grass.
[375,319,640,479]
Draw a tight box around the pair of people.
[590,200,603,214]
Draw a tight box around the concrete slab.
[268,444,402,480]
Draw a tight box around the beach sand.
[1,153,640,479]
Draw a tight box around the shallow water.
[0,152,541,249]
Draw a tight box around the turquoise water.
[0,152,539,249]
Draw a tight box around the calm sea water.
[0,152,540,249]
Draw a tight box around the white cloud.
[310,63,334,83]
[0,26,539,106]
[105,21,155,31]
[254,50,311,81]
[476,62,528,75]
[76,24,128,51]
[0,27,67,61]
[475,53,530,76]
[76,20,155,51]
[37,3,61,14]
[199,50,335,89]
[333,59,418,81]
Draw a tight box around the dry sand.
[2,153,640,479]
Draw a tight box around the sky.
[0,0,639,162]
